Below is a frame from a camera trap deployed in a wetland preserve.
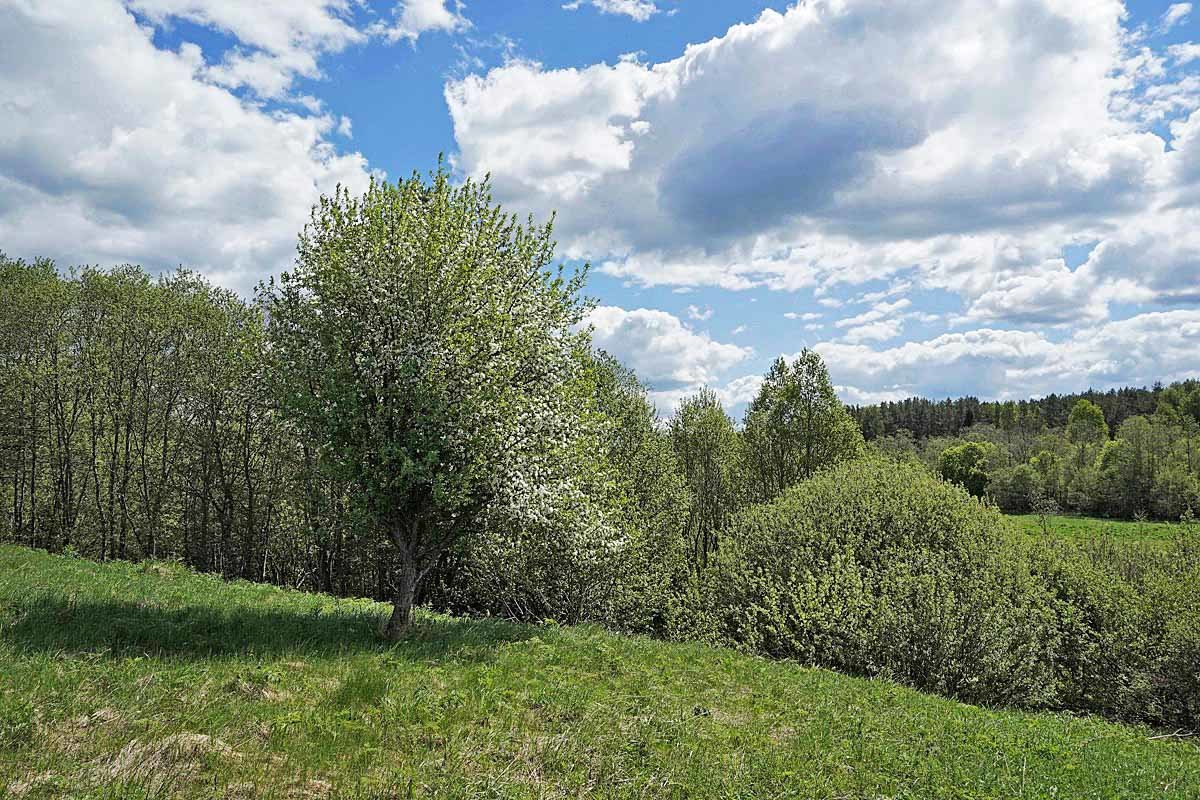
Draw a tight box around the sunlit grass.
[1,544,1198,798]
[1007,513,1184,543]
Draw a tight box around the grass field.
[1,546,1198,798]
[1007,513,1187,542]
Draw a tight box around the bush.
[1142,533,1200,726]
[700,458,1056,707]
[1151,464,1200,521]
[1025,540,1154,721]
[936,441,996,497]
[989,463,1039,513]
[1022,529,1200,728]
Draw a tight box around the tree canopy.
[260,170,593,637]
[741,351,864,502]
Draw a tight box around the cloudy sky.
[4,0,1200,417]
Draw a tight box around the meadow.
[1007,513,1183,543]
[2,545,1199,799]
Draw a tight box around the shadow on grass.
[0,595,535,662]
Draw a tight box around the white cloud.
[957,259,1152,325]
[585,306,751,388]
[449,2,1143,266]
[716,373,764,407]
[0,0,372,293]
[835,299,911,329]
[686,304,713,321]
[562,0,663,22]
[816,311,1200,401]
[841,320,903,343]
[128,0,365,98]
[1161,3,1192,33]
[859,280,913,304]
[372,0,469,43]
[1169,42,1200,65]
[445,0,1200,332]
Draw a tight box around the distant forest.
[850,380,1200,520]
[849,385,1170,441]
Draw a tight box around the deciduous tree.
[261,169,593,638]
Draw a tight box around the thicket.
[2,173,1198,729]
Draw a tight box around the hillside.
[0,547,1196,798]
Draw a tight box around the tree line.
[849,387,1166,441]
[0,171,862,634]
[860,385,1200,520]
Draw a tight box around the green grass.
[1,546,1198,798]
[1007,513,1186,543]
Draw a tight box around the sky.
[4,0,1200,419]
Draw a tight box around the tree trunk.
[384,559,419,640]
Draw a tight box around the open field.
[1007,513,1187,543]
[1,546,1198,799]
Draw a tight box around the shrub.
[701,458,1056,707]
[1025,540,1154,721]
[1142,533,1200,727]
[937,441,996,498]
[1022,529,1200,728]
[1151,464,1200,521]
[989,463,1039,513]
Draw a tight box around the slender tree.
[670,387,739,567]
[1067,399,1108,469]
[741,350,863,502]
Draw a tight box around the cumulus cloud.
[0,0,372,293]
[958,259,1154,325]
[817,310,1200,401]
[585,306,751,389]
[448,2,1151,272]
[446,0,1200,338]
[128,0,365,98]
[372,0,469,43]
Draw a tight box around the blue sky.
[4,1,1200,419]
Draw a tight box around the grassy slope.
[1,546,1198,799]
[1008,513,1183,542]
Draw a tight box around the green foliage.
[886,388,1197,521]
[0,256,295,577]
[669,387,741,567]
[428,351,692,634]
[701,459,1055,707]
[936,440,995,497]
[988,463,1039,512]
[1066,399,1109,448]
[3,546,1200,799]
[1024,534,1200,727]
[260,169,593,635]
[1152,463,1200,521]
[740,350,863,502]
